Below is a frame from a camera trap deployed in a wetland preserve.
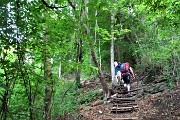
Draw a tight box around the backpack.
[117,62,121,67]
[120,62,129,73]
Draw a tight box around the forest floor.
[78,77,180,120]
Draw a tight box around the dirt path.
[79,79,180,120]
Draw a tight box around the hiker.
[114,61,122,85]
[120,62,135,93]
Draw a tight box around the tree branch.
[67,0,76,10]
[41,0,76,10]
[41,0,67,9]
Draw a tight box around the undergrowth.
[52,80,101,119]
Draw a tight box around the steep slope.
[79,77,180,120]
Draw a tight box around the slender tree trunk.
[58,61,61,78]
[89,46,110,97]
[16,1,33,119]
[44,34,53,120]
[42,1,53,119]
[0,86,8,120]
[110,11,116,86]
[0,52,14,120]
[75,1,83,88]
[75,38,82,87]
[95,10,102,70]
[117,46,120,61]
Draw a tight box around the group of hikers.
[113,61,135,94]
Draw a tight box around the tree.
[110,1,117,87]
[43,29,53,120]
[83,0,110,97]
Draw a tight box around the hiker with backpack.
[114,61,122,85]
[120,62,135,93]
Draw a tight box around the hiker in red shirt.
[120,62,135,92]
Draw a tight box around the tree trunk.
[89,46,110,97]
[44,34,53,120]
[75,0,83,88]
[117,46,120,62]
[75,38,82,88]
[95,10,102,69]
[58,61,61,78]
[110,10,116,86]
[0,89,8,120]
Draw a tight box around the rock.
[144,82,168,94]
[98,110,103,114]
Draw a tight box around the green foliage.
[0,0,179,119]
[52,80,102,119]
[77,89,101,104]
[132,0,180,85]
[52,81,77,117]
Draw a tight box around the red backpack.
[120,62,129,73]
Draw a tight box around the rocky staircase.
[104,84,139,120]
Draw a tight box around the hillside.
[78,78,180,120]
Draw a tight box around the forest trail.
[79,78,141,120]
[79,77,180,120]
[102,82,140,120]
[103,86,139,120]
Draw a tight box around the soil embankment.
[79,77,180,120]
